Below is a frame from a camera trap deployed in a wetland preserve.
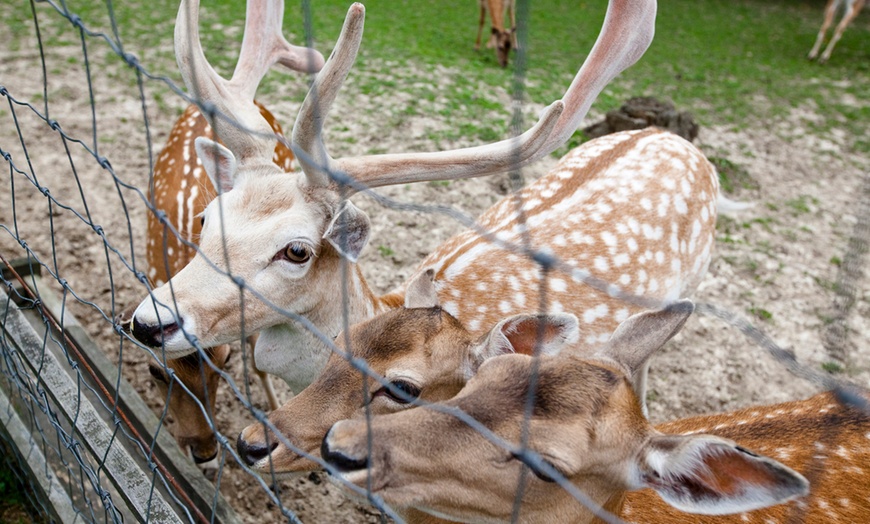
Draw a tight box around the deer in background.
[475,0,518,67]
[130,0,325,465]
[321,301,869,523]
[808,0,866,63]
[129,0,660,396]
[236,114,730,474]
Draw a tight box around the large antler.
[292,0,656,191]
[175,0,325,165]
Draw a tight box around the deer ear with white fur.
[323,201,371,263]
[195,137,238,194]
[599,300,694,378]
[469,313,579,373]
[632,433,809,515]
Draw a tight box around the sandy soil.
[1,7,869,524]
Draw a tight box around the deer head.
[322,302,810,523]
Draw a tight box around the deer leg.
[809,0,839,59]
[246,335,281,410]
[819,0,864,63]
[509,0,518,49]
[475,1,486,50]
[257,370,280,411]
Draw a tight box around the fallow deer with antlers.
[131,0,325,465]
[129,0,666,397]
[322,301,868,523]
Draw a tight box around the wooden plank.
[22,276,241,524]
[1,286,184,524]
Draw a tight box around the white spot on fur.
[583,304,609,324]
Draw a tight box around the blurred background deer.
[808,0,867,63]
[475,0,518,67]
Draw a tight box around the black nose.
[192,449,218,465]
[237,432,278,466]
[321,435,367,472]
[131,316,179,347]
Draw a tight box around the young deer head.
[148,345,232,465]
[130,0,660,393]
[322,302,814,523]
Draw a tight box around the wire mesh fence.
[2,0,869,523]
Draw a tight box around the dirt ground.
[2,10,869,524]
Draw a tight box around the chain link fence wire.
[2,0,869,523]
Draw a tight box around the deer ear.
[470,314,579,372]
[599,300,694,378]
[404,269,438,309]
[632,434,809,515]
[323,201,371,263]
[195,137,237,194]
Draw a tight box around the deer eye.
[511,451,558,483]
[376,379,421,405]
[274,242,313,264]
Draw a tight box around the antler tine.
[175,0,324,165]
[231,0,326,99]
[541,0,657,153]
[292,3,366,187]
[335,101,564,191]
[295,0,656,194]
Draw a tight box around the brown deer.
[235,110,730,474]
[808,0,866,63]
[131,0,325,465]
[321,302,868,523]
[129,0,659,396]
[475,0,518,67]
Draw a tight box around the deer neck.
[514,481,624,524]
[254,263,395,392]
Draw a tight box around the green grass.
[821,361,844,373]
[748,306,773,321]
[2,0,868,152]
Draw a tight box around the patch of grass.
[821,361,843,374]
[813,275,837,291]
[742,217,775,233]
[748,307,773,321]
[377,245,395,257]
[710,156,758,193]
[785,195,816,215]
[830,256,842,266]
